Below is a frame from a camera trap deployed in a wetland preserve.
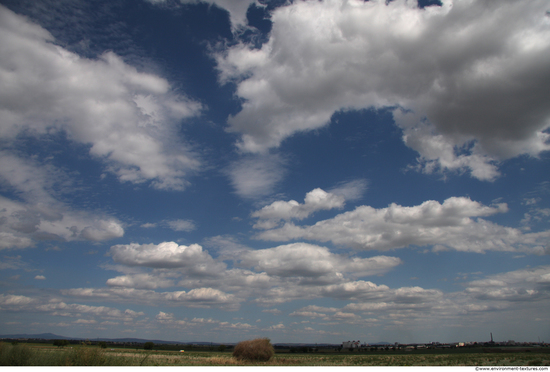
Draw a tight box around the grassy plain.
[1,343,549,366]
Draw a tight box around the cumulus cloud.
[109,242,226,274]
[0,294,37,308]
[216,0,550,179]
[0,195,124,250]
[254,196,550,253]
[0,294,144,321]
[241,242,401,279]
[252,188,345,228]
[63,286,241,310]
[0,5,202,191]
[107,273,175,289]
[465,265,550,302]
[251,182,368,228]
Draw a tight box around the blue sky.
[0,0,549,345]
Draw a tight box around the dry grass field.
[1,342,549,366]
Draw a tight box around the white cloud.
[202,235,252,260]
[216,0,550,180]
[251,182,368,228]
[242,242,401,279]
[226,154,286,199]
[34,275,46,280]
[63,286,241,309]
[254,196,550,254]
[465,265,550,302]
[252,188,345,227]
[0,5,202,191]
[0,232,34,250]
[289,310,326,318]
[109,242,226,274]
[0,152,124,249]
[0,294,145,321]
[262,308,281,315]
[165,219,197,232]
[217,321,255,330]
[265,323,285,331]
[0,294,37,308]
[106,273,175,289]
[0,195,124,249]
[156,311,174,321]
[74,319,97,324]
[327,179,368,202]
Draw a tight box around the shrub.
[232,338,274,362]
[144,342,154,350]
[0,343,34,366]
[64,347,107,366]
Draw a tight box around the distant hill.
[0,333,73,340]
[0,333,215,345]
[0,333,344,347]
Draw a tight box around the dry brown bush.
[232,338,274,362]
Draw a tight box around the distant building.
[342,340,361,349]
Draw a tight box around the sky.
[0,0,549,345]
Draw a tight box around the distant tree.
[98,341,107,349]
[53,340,69,348]
[144,342,154,350]
[218,345,226,352]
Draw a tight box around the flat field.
[1,343,549,366]
[104,349,550,366]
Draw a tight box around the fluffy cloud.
[252,182,368,228]
[106,273,175,289]
[0,294,144,321]
[465,266,550,302]
[216,0,550,179]
[109,242,226,274]
[241,242,401,279]
[254,196,550,253]
[0,294,37,308]
[103,239,402,307]
[252,188,345,227]
[0,5,202,191]
[0,195,124,250]
[63,286,240,309]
